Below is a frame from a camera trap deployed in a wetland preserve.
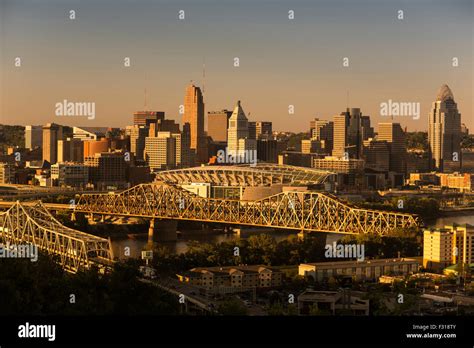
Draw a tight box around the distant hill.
[0,125,25,153]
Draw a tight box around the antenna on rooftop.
[202,57,206,96]
[144,88,148,111]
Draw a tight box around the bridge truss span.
[0,201,113,273]
[75,183,420,235]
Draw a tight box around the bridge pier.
[148,219,178,243]
[298,230,306,240]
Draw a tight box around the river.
[109,212,474,260]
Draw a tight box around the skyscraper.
[183,84,206,163]
[25,125,43,150]
[42,123,62,164]
[378,123,407,174]
[133,111,165,126]
[428,84,461,172]
[332,108,370,159]
[127,125,149,161]
[310,119,333,154]
[144,132,177,171]
[227,100,256,158]
[248,121,272,140]
[208,110,232,142]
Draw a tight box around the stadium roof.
[154,164,334,187]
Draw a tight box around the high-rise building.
[377,123,407,174]
[127,125,149,161]
[428,84,462,172]
[24,125,43,150]
[42,123,63,164]
[208,110,232,142]
[310,119,333,153]
[248,122,257,140]
[83,139,110,159]
[363,139,390,172]
[58,138,84,163]
[227,101,257,158]
[133,111,165,126]
[73,127,108,141]
[256,122,272,139]
[301,139,321,154]
[361,116,374,140]
[84,152,127,189]
[332,108,369,159]
[144,132,177,171]
[257,139,278,163]
[248,121,272,140]
[0,163,16,184]
[51,163,89,188]
[183,84,206,163]
[423,224,474,271]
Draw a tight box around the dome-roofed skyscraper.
[428,84,461,172]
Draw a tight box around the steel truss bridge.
[0,201,113,273]
[74,183,420,235]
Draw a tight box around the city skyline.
[1,0,472,132]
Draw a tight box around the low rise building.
[0,162,17,184]
[177,265,282,290]
[299,258,420,282]
[423,224,474,271]
[297,290,369,316]
[50,162,88,188]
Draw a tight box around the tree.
[217,298,248,315]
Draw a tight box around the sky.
[0,0,472,133]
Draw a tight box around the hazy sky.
[1,0,472,133]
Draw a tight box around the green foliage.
[461,134,474,149]
[358,196,439,221]
[406,131,428,151]
[287,132,310,150]
[0,254,179,315]
[340,231,421,259]
[0,125,25,152]
[217,298,248,315]
[152,234,327,275]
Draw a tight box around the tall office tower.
[85,152,127,189]
[181,123,192,167]
[227,101,257,157]
[208,110,232,142]
[158,119,180,133]
[332,108,367,159]
[428,84,462,172]
[363,139,390,171]
[57,138,84,163]
[248,122,257,140]
[257,139,278,163]
[183,84,206,163]
[42,123,63,164]
[361,116,374,140]
[127,125,149,161]
[378,123,407,174]
[133,111,165,126]
[248,121,272,140]
[144,132,177,171]
[255,122,273,139]
[25,125,43,150]
[310,119,334,153]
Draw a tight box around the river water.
[109,212,474,260]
